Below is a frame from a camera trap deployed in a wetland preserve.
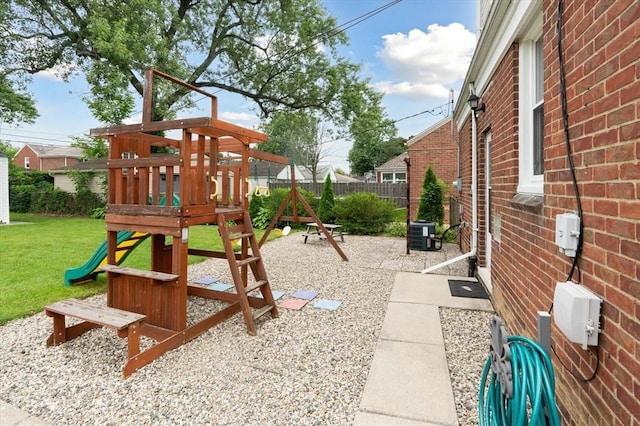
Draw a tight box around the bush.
[30,187,74,214]
[386,222,407,238]
[250,187,318,229]
[333,192,395,235]
[249,194,265,220]
[73,190,104,215]
[9,184,36,212]
[91,206,106,219]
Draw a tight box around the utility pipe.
[422,84,479,274]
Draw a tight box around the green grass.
[0,213,275,325]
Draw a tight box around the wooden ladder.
[217,210,279,335]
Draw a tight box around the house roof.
[335,173,361,183]
[375,152,408,172]
[40,146,83,158]
[406,117,452,147]
[20,144,83,158]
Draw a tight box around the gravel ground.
[0,234,494,425]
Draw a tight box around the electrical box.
[553,282,602,349]
[555,212,580,257]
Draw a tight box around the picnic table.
[302,222,345,243]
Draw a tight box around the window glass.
[533,36,544,175]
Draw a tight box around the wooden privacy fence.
[269,182,408,207]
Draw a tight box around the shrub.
[333,192,395,235]
[30,187,73,214]
[9,184,36,212]
[91,206,107,219]
[249,193,265,220]
[316,174,335,223]
[250,187,318,229]
[73,190,104,215]
[386,222,407,238]
[417,166,445,225]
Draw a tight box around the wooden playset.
[44,69,345,377]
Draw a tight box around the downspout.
[422,85,479,274]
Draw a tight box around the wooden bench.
[45,298,147,360]
[99,264,179,282]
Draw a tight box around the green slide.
[64,195,179,286]
[63,231,150,286]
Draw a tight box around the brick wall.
[40,157,81,171]
[458,1,639,423]
[407,119,458,222]
[13,146,38,170]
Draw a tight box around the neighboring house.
[50,157,108,197]
[13,143,83,171]
[0,152,9,224]
[375,153,407,184]
[406,117,458,221]
[247,160,286,189]
[451,0,638,423]
[275,163,341,183]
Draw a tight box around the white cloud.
[219,111,259,123]
[373,80,451,98]
[122,113,142,125]
[375,23,476,98]
[36,63,77,82]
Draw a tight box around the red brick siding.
[12,148,81,172]
[458,1,639,423]
[407,120,458,222]
[13,146,38,170]
[40,157,81,171]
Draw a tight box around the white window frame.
[24,156,30,169]
[518,16,544,195]
[381,171,406,183]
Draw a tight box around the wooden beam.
[189,118,268,142]
[90,117,212,137]
[248,149,290,165]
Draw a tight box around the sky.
[3,0,478,172]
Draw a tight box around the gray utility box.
[409,221,437,251]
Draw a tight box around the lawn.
[0,213,274,324]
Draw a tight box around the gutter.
[422,83,479,274]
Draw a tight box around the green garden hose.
[479,321,561,425]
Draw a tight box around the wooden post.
[403,157,411,255]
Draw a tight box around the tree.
[7,0,370,127]
[316,174,335,223]
[345,83,398,175]
[0,3,37,124]
[70,136,108,159]
[0,141,18,167]
[416,166,444,225]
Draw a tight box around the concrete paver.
[0,400,48,426]
[355,271,494,425]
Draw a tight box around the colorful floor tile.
[251,290,285,300]
[313,299,342,311]
[209,283,234,292]
[193,276,219,285]
[278,298,308,310]
[291,289,319,300]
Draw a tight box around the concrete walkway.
[0,400,48,425]
[354,272,494,425]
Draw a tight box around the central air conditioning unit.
[409,221,438,251]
